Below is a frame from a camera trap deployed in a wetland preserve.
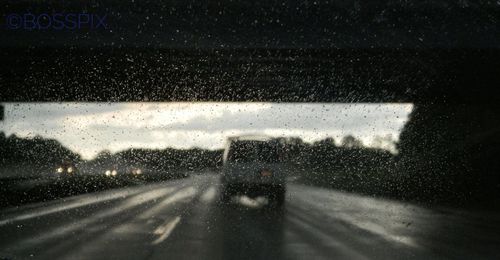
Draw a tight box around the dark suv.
[221,136,286,206]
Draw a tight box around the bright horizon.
[0,103,413,160]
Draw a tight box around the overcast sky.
[0,103,413,159]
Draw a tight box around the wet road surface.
[1,174,499,259]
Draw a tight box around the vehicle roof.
[226,135,273,142]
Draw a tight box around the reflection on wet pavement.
[1,174,500,260]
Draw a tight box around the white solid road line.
[152,216,182,245]
[200,186,217,203]
[0,188,143,226]
[12,187,178,249]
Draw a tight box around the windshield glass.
[226,140,282,164]
[1,1,500,259]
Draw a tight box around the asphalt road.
[1,174,499,260]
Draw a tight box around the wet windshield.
[1,1,500,260]
[227,140,282,163]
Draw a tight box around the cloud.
[151,103,411,134]
[0,103,413,159]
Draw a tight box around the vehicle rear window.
[227,141,281,163]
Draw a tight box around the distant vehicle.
[55,162,77,177]
[221,136,286,206]
[129,167,143,176]
[104,165,119,177]
[103,165,144,177]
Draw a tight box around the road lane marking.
[10,187,178,249]
[137,186,197,219]
[152,216,181,245]
[200,186,216,203]
[0,179,193,226]
[0,189,145,226]
[109,186,198,238]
